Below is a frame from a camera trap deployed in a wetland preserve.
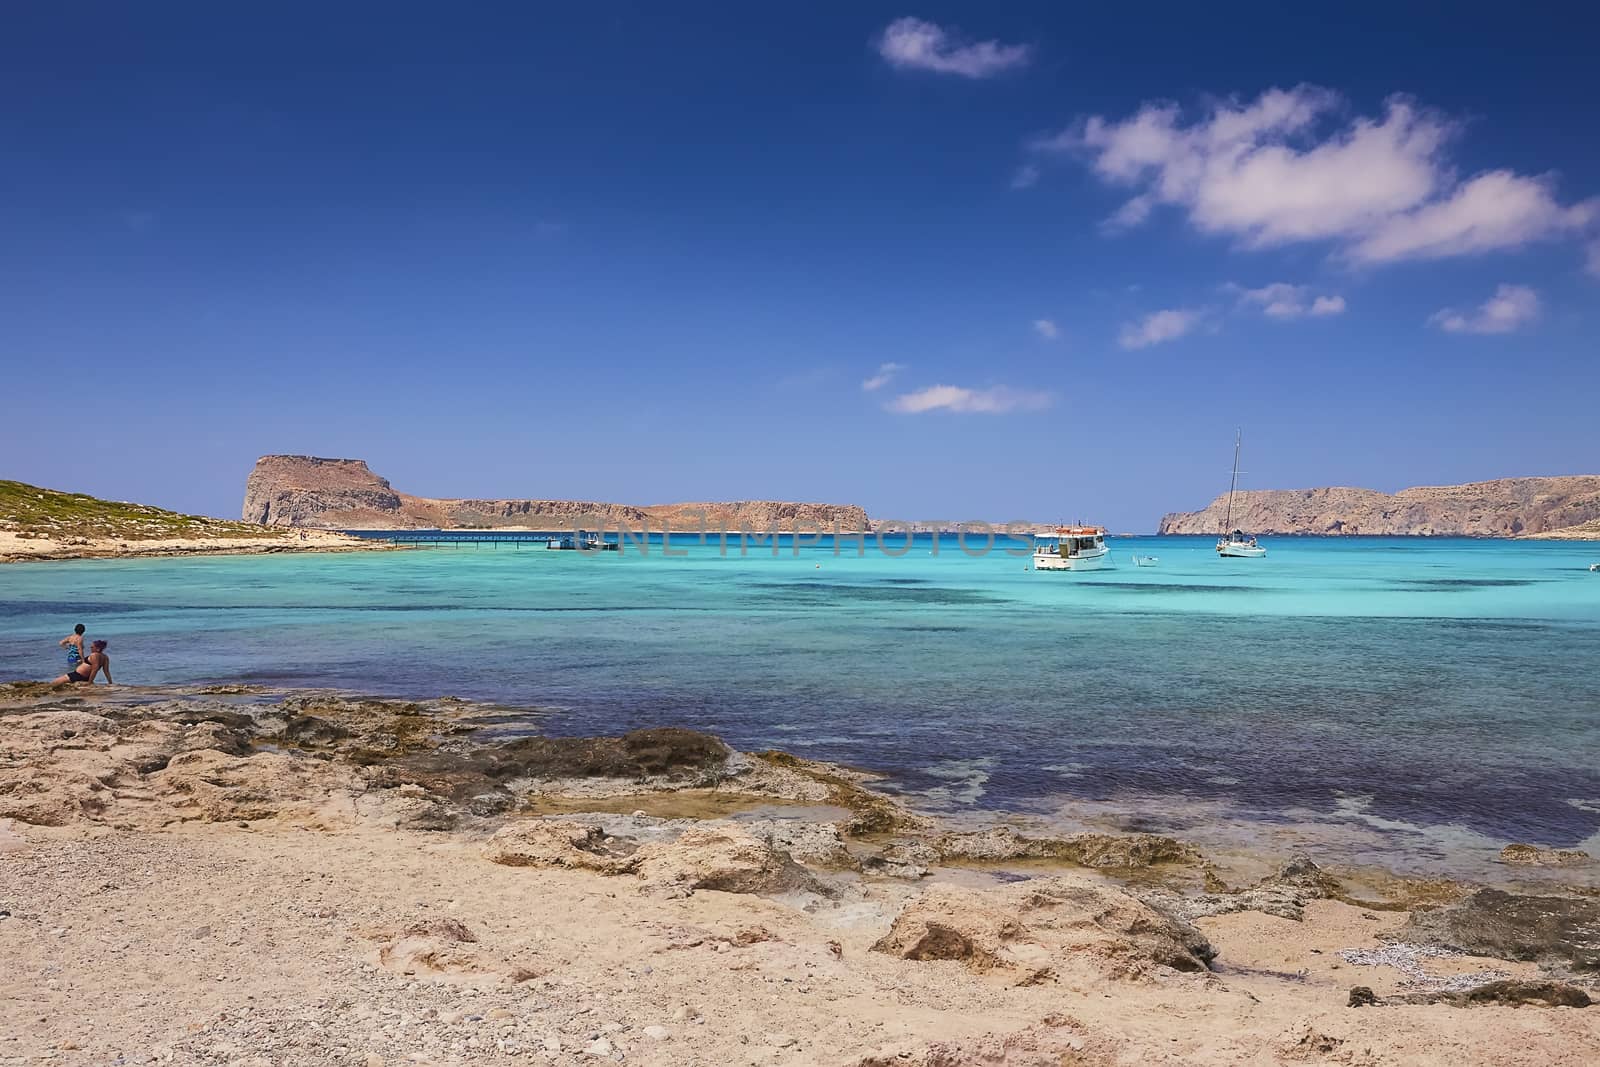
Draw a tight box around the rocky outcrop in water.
[1157,476,1600,537]
[242,455,870,531]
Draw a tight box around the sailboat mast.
[1224,430,1241,534]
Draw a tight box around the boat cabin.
[1034,526,1107,558]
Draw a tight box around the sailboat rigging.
[1217,430,1267,558]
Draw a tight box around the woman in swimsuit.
[59,623,87,669]
[52,640,111,685]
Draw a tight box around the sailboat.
[1217,431,1267,558]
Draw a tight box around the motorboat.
[1034,526,1110,571]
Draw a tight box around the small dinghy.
[1591,563,1599,572]
[1132,554,1159,567]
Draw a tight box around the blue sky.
[3,3,1597,530]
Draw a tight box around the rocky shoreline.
[2,684,1596,1065]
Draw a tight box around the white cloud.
[1118,308,1199,349]
[861,361,907,391]
[1349,171,1596,263]
[1102,193,1153,231]
[1428,284,1540,334]
[1233,282,1346,319]
[1010,163,1040,190]
[1033,318,1059,339]
[887,384,1053,414]
[1040,86,1596,264]
[877,17,1031,79]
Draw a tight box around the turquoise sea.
[4,534,1598,879]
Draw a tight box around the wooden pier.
[344,530,619,550]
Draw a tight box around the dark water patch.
[1072,582,1257,594]
[882,578,930,585]
[884,625,970,633]
[83,603,717,615]
[750,582,1001,605]
[1396,578,1539,590]
[0,600,158,617]
[1430,619,1562,634]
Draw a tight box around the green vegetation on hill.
[0,480,275,541]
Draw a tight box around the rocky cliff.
[242,456,870,531]
[1157,476,1600,537]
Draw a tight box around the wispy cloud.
[887,384,1053,414]
[1587,239,1600,279]
[877,17,1031,79]
[1010,163,1040,190]
[1428,284,1540,334]
[861,361,907,391]
[1118,308,1200,349]
[1232,282,1346,319]
[1032,318,1059,339]
[1035,87,1597,265]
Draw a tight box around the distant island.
[243,455,871,532]
[1159,476,1600,538]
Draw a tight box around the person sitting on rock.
[52,640,111,685]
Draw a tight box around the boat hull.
[1217,543,1266,558]
[1035,547,1110,571]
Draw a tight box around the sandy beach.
[2,684,1595,1066]
[0,529,388,565]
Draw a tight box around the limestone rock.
[1158,475,1600,537]
[155,749,350,823]
[1400,889,1600,974]
[863,841,938,879]
[1498,843,1594,868]
[0,700,354,828]
[1353,979,1592,1009]
[872,875,1214,978]
[242,454,870,531]
[372,918,486,978]
[242,456,404,527]
[850,1016,1110,1067]
[932,827,1197,869]
[1145,853,1342,922]
[482,820,639,873]
[480,728,731,783]
[740,818,857,869]
[633,825,828,897]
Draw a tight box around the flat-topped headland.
[1159,475,1600,538]
[3,682,1596,1065]
[242,455,871,533]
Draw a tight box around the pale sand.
[1,690,1595,1066]
[0,528,390,564]
[3,824,1595,1067]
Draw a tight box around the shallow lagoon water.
[4,534,1598,877]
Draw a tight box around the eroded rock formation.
[1158,476,1600,537]
[242,455,870,531]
